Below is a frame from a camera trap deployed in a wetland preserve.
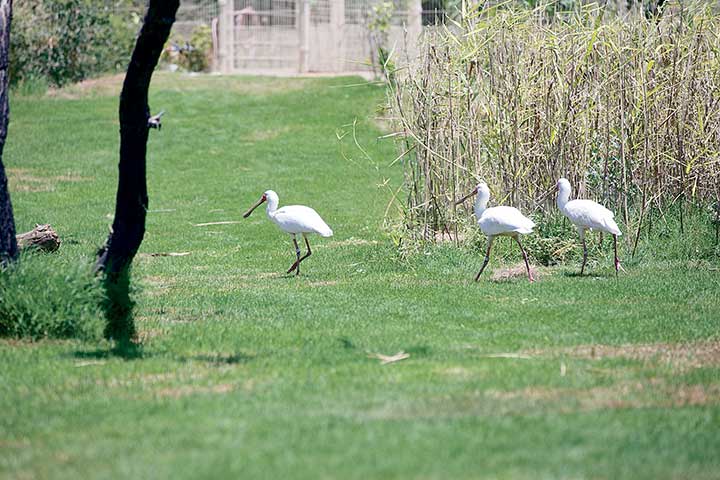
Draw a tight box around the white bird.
[556,178,624,275]
[456,182,536,282]
[243,190,333,275]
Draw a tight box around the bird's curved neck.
[265,196,279,217]
[557,188,570,212]
[474,192,489,219]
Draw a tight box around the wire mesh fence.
[103,0,428,74]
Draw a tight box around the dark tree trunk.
[95,0,178,275]
[95,0,178,345]
[0,0,17,264]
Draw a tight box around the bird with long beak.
[556,178,624,276]
[456,182,536,282]
[244,190,333,276]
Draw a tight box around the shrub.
[10,0,140,88]
[0,254,105,341]
[164,25,214,72]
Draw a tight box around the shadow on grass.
[186,352,255,364]
[71,268,145,360]
[70,347,149,361]
[102,268,146,359]
[562,271,607,278]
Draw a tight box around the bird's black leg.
[514,236,534,282]
[613,234,625,275]
[287,235,302,275]
[475,236,494,282]
[579,230,588,275]
[297,234,312,266]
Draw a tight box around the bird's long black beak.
[243,195,266,218]
[455,187,478,206]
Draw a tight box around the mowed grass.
[2,73,719,479]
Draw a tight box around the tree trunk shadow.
[102,268,142,358]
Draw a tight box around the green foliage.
[162,25,214,73]
[0,254,105,341]
[179,25,213,72]
[366,1,395,81]
[10,0,140,87]
[11,75,50,97]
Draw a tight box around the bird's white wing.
[478,206,535,236]
[273,205,333,237]
[565,200,621,235]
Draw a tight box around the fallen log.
[16,224,60,252]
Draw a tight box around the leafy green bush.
[10,0,140,88]
[0,255,105,341]
[165,25,213,72]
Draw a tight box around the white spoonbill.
[243,190,333,276]
[556,178,624,275]
[456,182,536,282]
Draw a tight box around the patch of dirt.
[0,439,31,448]
[45,72,316,100]
[485,380,720,411]
[141,276,174,297]
[7,168,89,193]
[241,126,291,143]
[327,238,380,247]
[535,341,720,372]
[307,280,339,287]
[98,371,207,389]
[438,366,473,378]
[155,383,235,399]
[135,329,166,344]
[490,264,542,282]
[234,272,281,281]
[432,229,469,244]
[46,73,125,99]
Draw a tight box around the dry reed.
[387,1,720,250]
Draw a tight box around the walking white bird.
[243,190,333,275]
[456,182,536,282]
[556,178,624,275]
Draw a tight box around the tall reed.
[388,1,720,251]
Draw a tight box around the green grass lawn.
[1,73,719,479]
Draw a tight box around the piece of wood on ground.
[480,353,533,359]
[138,252,191,258]
[74,361,106,367]
[16,224,61,252]
[193,221,242,227]
[368,351,410,365]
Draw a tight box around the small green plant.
[0,254,105,341]
[367,1,395,81]
[176,25,213,72]
[11,75,50,97]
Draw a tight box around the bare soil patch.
[155,383,235,399]
[490,264,543,282]
[485,380,720,411]
[537,341,720,371]
[46,72,314,99]
[327,238,379,247]
[7,168,89,193]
